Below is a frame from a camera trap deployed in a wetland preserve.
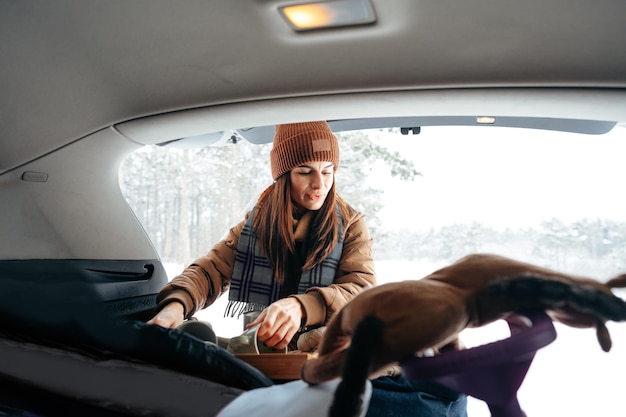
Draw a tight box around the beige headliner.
[2,0,626,174]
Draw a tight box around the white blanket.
[217,378,372,417]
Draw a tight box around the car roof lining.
[3,1,626,173]
[115,88,626,148]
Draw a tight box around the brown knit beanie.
[270,121,340,180]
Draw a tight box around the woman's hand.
[247,298,304,350]
[146,301,185,328]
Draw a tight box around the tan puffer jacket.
[155,203,376,328]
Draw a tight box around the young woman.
[147,121,376,351]
[148,121,467,417]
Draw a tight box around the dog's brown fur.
[301,253,626,385]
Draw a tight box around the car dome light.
[279,0,376,32]
[476,116,496,124]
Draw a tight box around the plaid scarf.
[225,205,344,318]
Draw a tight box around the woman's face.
[289,161,335,211]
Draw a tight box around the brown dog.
[301,253,626,387]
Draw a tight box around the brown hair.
[252,174,348,283]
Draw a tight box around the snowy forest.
[119,130,417,264]
[119,129,626,279]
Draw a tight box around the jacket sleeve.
[292,209,377,327]
[154,217,246,319]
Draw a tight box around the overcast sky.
[370,125,626,231]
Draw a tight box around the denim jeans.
[366,375,468,417]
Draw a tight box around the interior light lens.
[279,0,376,32]
[476,116,496,124]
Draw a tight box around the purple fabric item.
[400,311,557,417]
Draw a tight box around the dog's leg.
[328,315,384,417]
[487,275,626,351]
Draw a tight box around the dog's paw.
[297,327,326,352]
